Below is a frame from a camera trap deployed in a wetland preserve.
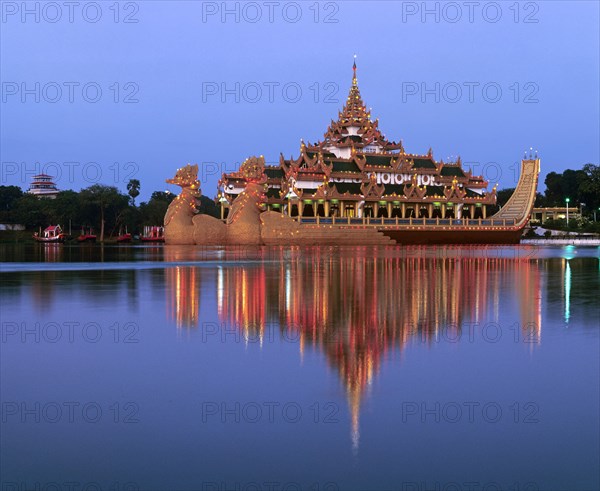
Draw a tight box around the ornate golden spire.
[320,57,404,151]
[344,56,366,117]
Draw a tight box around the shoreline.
[522,238,600,246]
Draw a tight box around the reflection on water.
[1,245,599,489]
[565,260,572,324]
[162,247,598,450]
[166,267,200,328]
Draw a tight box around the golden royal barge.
[164,61,540,245]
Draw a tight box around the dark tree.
[80,185,129,241]
[11,194,50,229]
[197,195,220,218]
[578,163,600,211]
[544,172,563,205]
[496,188,516,207]
[544,168,588,206]
[139,191,176,226]
[0,186,24,222]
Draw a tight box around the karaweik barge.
[164,60,540,246]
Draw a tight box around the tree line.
[0,179,220,241]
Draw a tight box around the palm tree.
[127,179,141,205]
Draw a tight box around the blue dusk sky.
[1,0,599,201]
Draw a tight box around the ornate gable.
[361,173,385,199]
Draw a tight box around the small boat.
[33,225,67,243]
[116,226,132,243]
[117,232,132,243]
[140,225,165,243]
[77,228,97,243]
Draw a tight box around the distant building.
[27,174,59,199]
[531,207,581,223]
[0,224,25,231]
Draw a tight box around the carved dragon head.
[228,156,268,185]
[166,164,201,195]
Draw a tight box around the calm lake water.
[1,244,599,491]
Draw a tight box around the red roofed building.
[27,174,59,199]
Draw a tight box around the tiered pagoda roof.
[27,173,59,199]
[219,59,496,209]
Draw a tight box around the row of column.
[220,201,487,219]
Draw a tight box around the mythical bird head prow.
[229,156,268,185]
[166,164,201,192]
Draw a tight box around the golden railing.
[295,216,517,228]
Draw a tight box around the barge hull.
[381,228,523,245]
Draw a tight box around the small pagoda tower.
[27,174,59,199]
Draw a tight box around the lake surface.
[1,244,599,491]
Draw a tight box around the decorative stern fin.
[491,158,541,227]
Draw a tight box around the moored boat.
[141,226,165,243]
[77,228,97,243]
[33,225,67,243]
[116,226,133,243]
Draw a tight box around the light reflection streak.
[565,260,571,325]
